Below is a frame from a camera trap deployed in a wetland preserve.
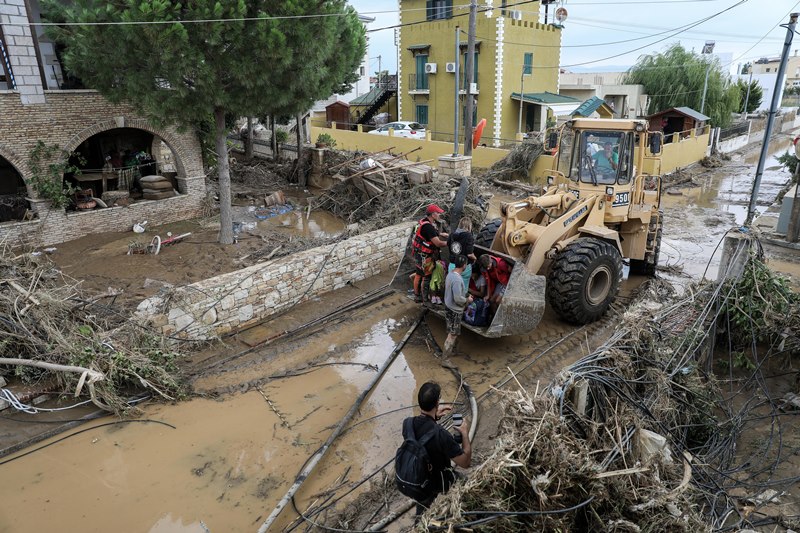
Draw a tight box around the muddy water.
[232,205,346,239]
[660,134,795,281]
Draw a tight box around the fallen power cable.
[258,312,427,532]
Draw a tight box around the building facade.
[558,71,647,119]
[0,0,207,246]
[398,0,562,147]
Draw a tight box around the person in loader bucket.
[411,204,449,302]
[478,254,511,314]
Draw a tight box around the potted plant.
[315,133,337,149]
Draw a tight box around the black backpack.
[395,417,437,500]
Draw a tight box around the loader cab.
[556,125,635,187]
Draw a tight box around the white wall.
[737,72,785,112]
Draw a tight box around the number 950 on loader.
[392,118,664,338]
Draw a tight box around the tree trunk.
[270,115,278,158]
[296,113,306,187]
[788,164,800,243]
[215,107,234,245]
[245,116,254,159]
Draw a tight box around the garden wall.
[136,222,415,340]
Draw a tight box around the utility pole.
[518,56,530,135]
[787,163,800,243]
[700,41,715,115]
[464,0,477,156]
[453,25,460,156]
[747,13,798,226]
[377,55,382,87]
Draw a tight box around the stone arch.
[62,117,191,180]
[0,143,34,198]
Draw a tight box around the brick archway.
[0,143,34,198]
[62,117,190,179]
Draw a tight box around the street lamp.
[700,40,715,115]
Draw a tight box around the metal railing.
[408,73,429,91]
[718,122,750,141]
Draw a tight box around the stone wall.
[0,91,207,246]
[136,222,415,340]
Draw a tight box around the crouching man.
[395,382,472,517]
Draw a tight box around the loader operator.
[592,141,618,182]
[411,204,449,303]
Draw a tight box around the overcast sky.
[348,0,800,74]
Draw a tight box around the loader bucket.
[482,264,546,338]
[389,235,546,338]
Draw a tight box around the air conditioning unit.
[445,62,457,73]
[425,62,437,74]
[509,10,522,20]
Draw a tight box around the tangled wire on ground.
[0,242,186,414]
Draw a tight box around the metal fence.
[718,122,750,141]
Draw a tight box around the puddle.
[232,204,346,239]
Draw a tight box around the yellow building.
[398,0,562,147]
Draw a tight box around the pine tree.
[44,0,366,244]
[623,44,740,127]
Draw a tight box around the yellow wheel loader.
[392,118,663,337]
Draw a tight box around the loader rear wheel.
[630,210,662,276]
[475,218,502,248]
[547,238,622,325]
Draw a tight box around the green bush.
[275,129,289,144]
[316,132,337,148]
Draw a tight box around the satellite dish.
[555,7,568,23]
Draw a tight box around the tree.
[623,44,740,127]
[44,0,366,244]
[736,78,763,113]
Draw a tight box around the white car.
[368,121,426,140]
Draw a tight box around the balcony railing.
[408,73,429,92]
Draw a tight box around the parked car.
[368,121,426,140]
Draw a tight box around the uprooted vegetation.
[0,244,187,414]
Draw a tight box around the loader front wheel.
[547,238,622,325]
[475,218,502,248]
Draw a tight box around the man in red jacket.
[478,254,511,314]
[411,204,448,302]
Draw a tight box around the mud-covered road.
[1,134,798,532]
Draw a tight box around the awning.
[407,44,431,52]
[511,91,582,116]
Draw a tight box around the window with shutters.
[427,0,453,20]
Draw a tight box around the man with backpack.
[395,382,472,516]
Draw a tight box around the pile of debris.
[0,244,186,414]
[699,153,731,168]
[229,157,294,190]
[479,140,545,184]
[313,149,487,234]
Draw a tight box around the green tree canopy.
[44,0,366,244]
[736,78,763,113]
[623,44,740,127]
